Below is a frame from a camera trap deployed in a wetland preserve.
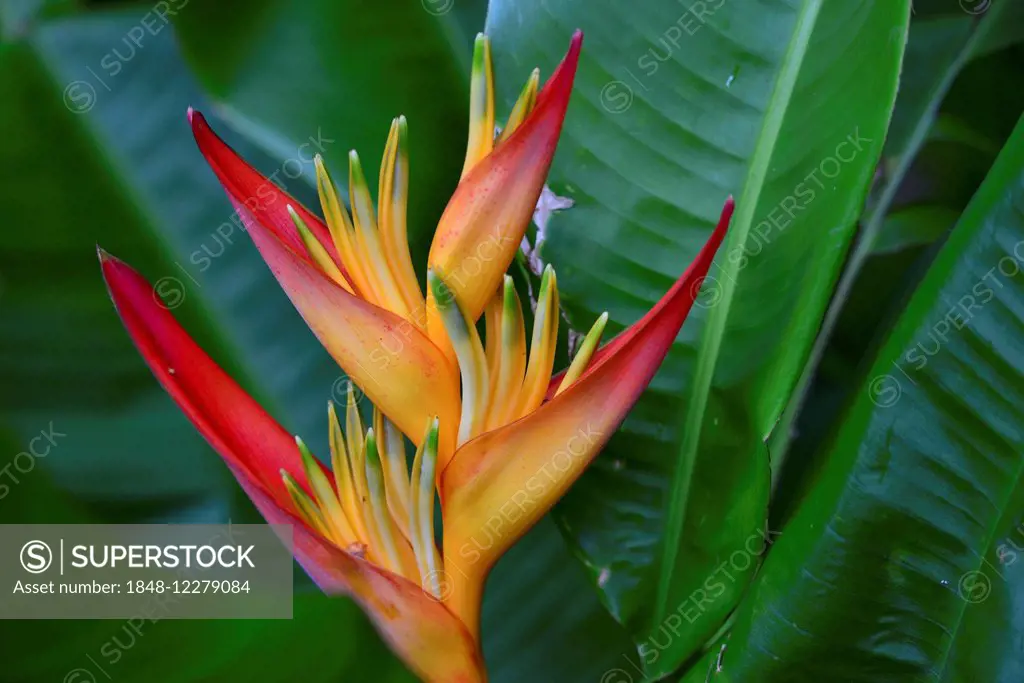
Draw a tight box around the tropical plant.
[3,0,1022,681]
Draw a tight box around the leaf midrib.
[770,2,1010,482]
[653,0,826,620]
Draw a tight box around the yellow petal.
[350,150,410,319]
[461,33,495,178]
[483,287,503,399]
[288,205,354,293]
[329,401,369,543]
[516,265,559,418]
[281,469,330,538]
[485,286,505,382]
[314,155,373,300]
[409,417,444,598]
[429,270,490,451]
[498,68,540,144]
[379,116,427,318]
[556,312,609,395]
[364,429,404,573]
[374,406,412,541]
[345,383,366,485]
[485,275,526,430]
[296,436,357,546]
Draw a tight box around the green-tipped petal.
[556,312,609,395]
[429,270,489,451]
[374,406,412,542]
[461,33,495,178]
[348,150,378,236]
[344,385,369,510]
[378,116,425,316]
[517,265,559,418]
[328,401,369,543]
[314,156,373,299]
[288,205,353,293]
[282,469,330,538]
[349,150,399,312]
[483,288,503,386]
[498,68,540,144]
[296,436,356,546]
[410,417,443,598]
[364,430,405,574]
[486,275,527,430]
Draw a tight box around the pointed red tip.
[97,249,131,286]
[186,109,347,276]
[534,30,583,94]
[188,108,210,139]
[692,196,735,274]
[544,193,735,400]
[713,196,736,244]
[560,31,583,79]
[186,106,195,123]
[533,29,583,112]
[561,29,583,76]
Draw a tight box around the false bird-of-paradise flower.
[100,28,735,683]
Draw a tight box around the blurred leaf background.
[1,0,1022,681]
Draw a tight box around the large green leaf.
[488,0,908,675]
[689,114,1024,682]
[772,0,1024,479]
[0,4,226,500]
[773,7,1024,528]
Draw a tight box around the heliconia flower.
[99,27,736,683]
